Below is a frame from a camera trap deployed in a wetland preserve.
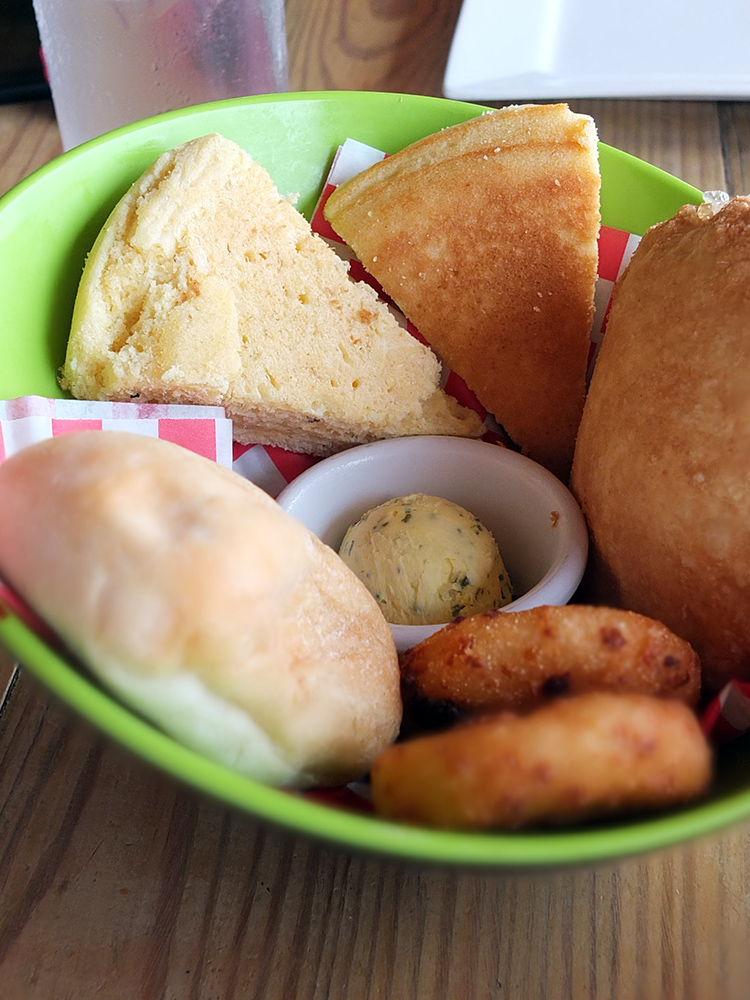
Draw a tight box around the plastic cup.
[31,0,288,150]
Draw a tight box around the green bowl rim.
[2,607,746,868]
[0,90,719,868]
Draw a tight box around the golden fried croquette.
[399,604,701,716]
[371,691,712,830]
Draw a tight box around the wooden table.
[2,2,750,997]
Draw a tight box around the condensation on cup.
[33,0,289,150]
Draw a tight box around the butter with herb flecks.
[338,493,512,626]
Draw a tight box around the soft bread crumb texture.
[324,103,601,480]
[0,431,402,787]
[60,133,482,455]
[570,197,750,693]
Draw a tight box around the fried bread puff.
[570,197,750,692]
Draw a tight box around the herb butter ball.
[338,493,513,626]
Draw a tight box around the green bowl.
[3,90,744,869]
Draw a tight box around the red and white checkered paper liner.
[0,395,234,465]
[0,140,739,748]
[0,395,234,642]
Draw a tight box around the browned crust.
[324,104,601,480]
[570,197,750,692]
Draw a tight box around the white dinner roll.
[0,431,402,787]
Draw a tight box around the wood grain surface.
[2,1,750,997]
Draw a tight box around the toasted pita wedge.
[324,104,601,478]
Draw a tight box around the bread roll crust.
[0,431,402,785]
[570,197,750,692]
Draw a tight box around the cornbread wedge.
[59,133,483,455]
[324,104,601,479]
